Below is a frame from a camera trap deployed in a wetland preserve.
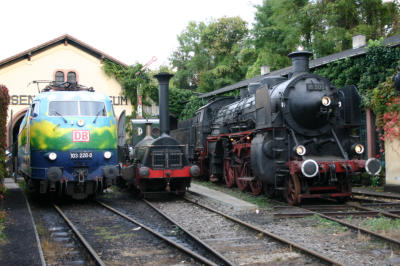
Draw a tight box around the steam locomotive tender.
[17,82,119,199]
[172,51,381,205]
[119,73,200,196]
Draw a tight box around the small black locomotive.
[172,51,381,205]
[118,73,199,196]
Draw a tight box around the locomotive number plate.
[70,152,93,160]
[306,83,324,91]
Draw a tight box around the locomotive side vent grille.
[151,149,183,169]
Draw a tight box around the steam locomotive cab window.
[152,127,160,137]
[49,101,106,116]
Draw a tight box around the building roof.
[199,34,400,99]
[0,34,128,70]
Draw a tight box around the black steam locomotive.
[118,73,199,196]
[172,51,381,205]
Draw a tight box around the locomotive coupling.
[47,167,62,182]
[138,167,150,178]
[102,165,118,185]
[190,165,200,177]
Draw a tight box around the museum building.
[0,34,135,148]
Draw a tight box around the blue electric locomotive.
[17,82,119,199]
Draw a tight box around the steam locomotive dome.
[273,52,337,137]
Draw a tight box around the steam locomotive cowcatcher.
[172,51,381,205]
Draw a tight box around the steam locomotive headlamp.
[104,151,112,159]
[301,159,319,178]
[321,96,331,106]
[48,152,57,161]
[138,167,150,178]
[366,158,382,176]
[295,145,306,156]
[354,144,365,154]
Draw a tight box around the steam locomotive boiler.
[118,73,200,196]
[172,51,381,205]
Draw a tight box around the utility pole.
[136,56,157,118]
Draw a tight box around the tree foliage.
[169,1,400,120]
[170,17,251,93]
[247,0,400,77]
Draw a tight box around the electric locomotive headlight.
[77,119,85,127]
[321,96,331,106]
[354,144,365,154]
[295,145,306,156]
[48,152,57,161]
[104,151,112,159]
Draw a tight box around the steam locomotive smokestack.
[288,51,313,75]
[154,72,174,135]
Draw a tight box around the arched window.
[67,71,77,84]
[55,71,64,84]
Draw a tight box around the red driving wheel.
[285,173,301,205]
[223,159,235,188]
[249,179,263,196]
[235,164,249,191]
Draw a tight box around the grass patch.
[362,216,400,233]
[18,179,29,194]
[193,180,273,209]
[313,214,348,233]
[94,227,135,241]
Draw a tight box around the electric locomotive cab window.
[49,101,106,116]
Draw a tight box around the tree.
[170,17,251,93]
[247,0,400,77]
[169,21,208,90]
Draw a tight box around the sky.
[0,0,263,69]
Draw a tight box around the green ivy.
[313,41,400,109]
[102,59,158,113]
[0,84,10,193]
[179,95,203,120]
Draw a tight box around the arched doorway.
[6,108,28,173]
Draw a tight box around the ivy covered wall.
[0,84,10,191]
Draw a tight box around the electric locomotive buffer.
[17,82,119,199]
[172,51,381,205]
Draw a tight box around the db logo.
[72,130,90,142]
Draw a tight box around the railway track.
[53,200,227,265]
[147,195,340,265]
[272,199,400,248]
